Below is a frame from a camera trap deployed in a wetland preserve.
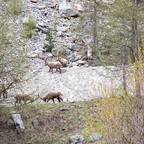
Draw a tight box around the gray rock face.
[12,113,25,131]
[70,135,84,143]
[0,0,123,108]
[88,133,102,142]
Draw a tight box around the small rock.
[77,60,86,66]
[32,118,39,126]
[68,43,75,50]
[30,54,38,58]
[57,31,63,37]
[38,22,46,27]
[50,3,57,8]
[70,135,84,143]
[42,34,47,40]
[46,52,53,58]
[68,63,73,68]
[59,2,79,17]
[70,37,77,43]
[73,52,82,60]
[74,4,83,12]
[38,5,46,10]
[30,0,40,3]
[56,26,69,32]
[60,106,70,111]
[72,62,77,66]
[88,133,102,143]
[36,26,48,34]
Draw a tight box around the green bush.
[43,44,54,52]
[43,31,55,52]
[23,15,36,38]
[84,43,144,143]
[9,0,22,16]
[26,31,36,39]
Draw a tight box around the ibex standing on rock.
[44,58,62,74]
[39,91,63,103]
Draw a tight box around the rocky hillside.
[0,0,122,107]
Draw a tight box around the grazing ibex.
[44,58,62,73]
[58,57,68,67]
[39,91,63,103]
[14,94,38,106]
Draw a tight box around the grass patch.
[0,100,104,144]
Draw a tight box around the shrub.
[43,31,55,52]
[43,44,54,52]
[23,15,36,38]
[83,42,144,143]
[9,0,22,16]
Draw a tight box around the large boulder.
[11,111,25,131]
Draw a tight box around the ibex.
[39,91,63,103]
[58,57,68,67]
[44,58,62,73]
[14,94,38,106]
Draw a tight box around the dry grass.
[0,100,101,144]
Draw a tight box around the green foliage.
[46,31,53,43]
[23,15,36,38]
[83,43,144,143]
[76,0,144,66]
[43,44,54,52]
[43,31,55,52]
[7,0,22,16]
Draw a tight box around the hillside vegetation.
[0,0,144,143]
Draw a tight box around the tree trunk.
[122,46,127,94]
[93,0,98,56]
[133,0,140,97]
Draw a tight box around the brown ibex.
[58,57,68,67]
[14,94,38,106]
[44,58,62,73]
[39,91,63,103]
